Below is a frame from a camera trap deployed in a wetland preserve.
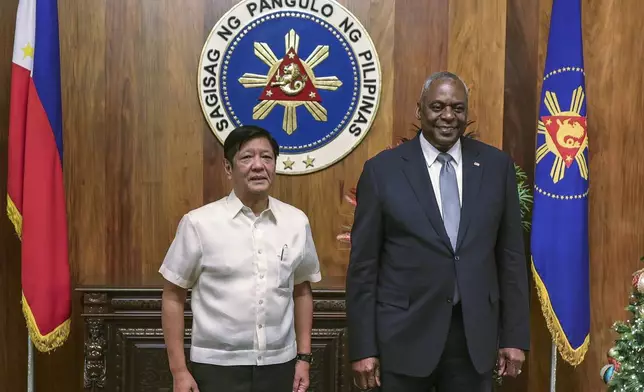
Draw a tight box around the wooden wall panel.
[448,0,507,148]
[61,0,108,285]
[392,0,509,147]
[393,0,449,142]
[502,0,540,391]
[66,0,206,286]
[503,0,539,170]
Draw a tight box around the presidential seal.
[198,0,382,174]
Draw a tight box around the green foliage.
[606,288,644,391]
[515,164,533,232]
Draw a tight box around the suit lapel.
[455,137,483,250]
[400,137,453,251]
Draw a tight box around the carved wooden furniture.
[78,287,353,392]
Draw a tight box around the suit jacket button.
[446,298,452,303]
[454,256,460,261]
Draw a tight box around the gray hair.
[419,71,469,104]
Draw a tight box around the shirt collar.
[419,133,462,167]
[226,190,278,221]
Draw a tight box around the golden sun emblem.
[536,86,589,183]
[238,29,342,135]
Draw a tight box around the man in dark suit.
[346,71,530,391]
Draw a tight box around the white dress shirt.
[159,191,322,366]
[419,134,463,214]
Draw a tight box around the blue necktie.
[436,153,460,304]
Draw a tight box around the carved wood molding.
[81,287,345,316]
[77,287,348,391]
[84,318,107,390]
[310,328,349,392]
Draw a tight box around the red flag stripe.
[7,63,30,214]
[20,80,70,342]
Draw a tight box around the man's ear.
[223,159,233,179]
[415,103,421,120]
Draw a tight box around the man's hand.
[172,369,199,392]
[293,360,310,392]
[497,348,525,378]
[352,357,381,390]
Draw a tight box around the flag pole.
[550,342,557,392]
[27,336,34,392]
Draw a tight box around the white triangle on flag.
[12,0,36,73]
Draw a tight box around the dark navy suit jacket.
[346,134,530,377]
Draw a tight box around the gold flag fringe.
[7,194,22,238]
[22,293,70,353]
[531,257,590,366]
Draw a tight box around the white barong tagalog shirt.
[159,191,322,366]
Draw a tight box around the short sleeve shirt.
[159,191,322,366]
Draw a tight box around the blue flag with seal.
[531,0,590,366]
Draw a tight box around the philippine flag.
[7,0,71,352]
